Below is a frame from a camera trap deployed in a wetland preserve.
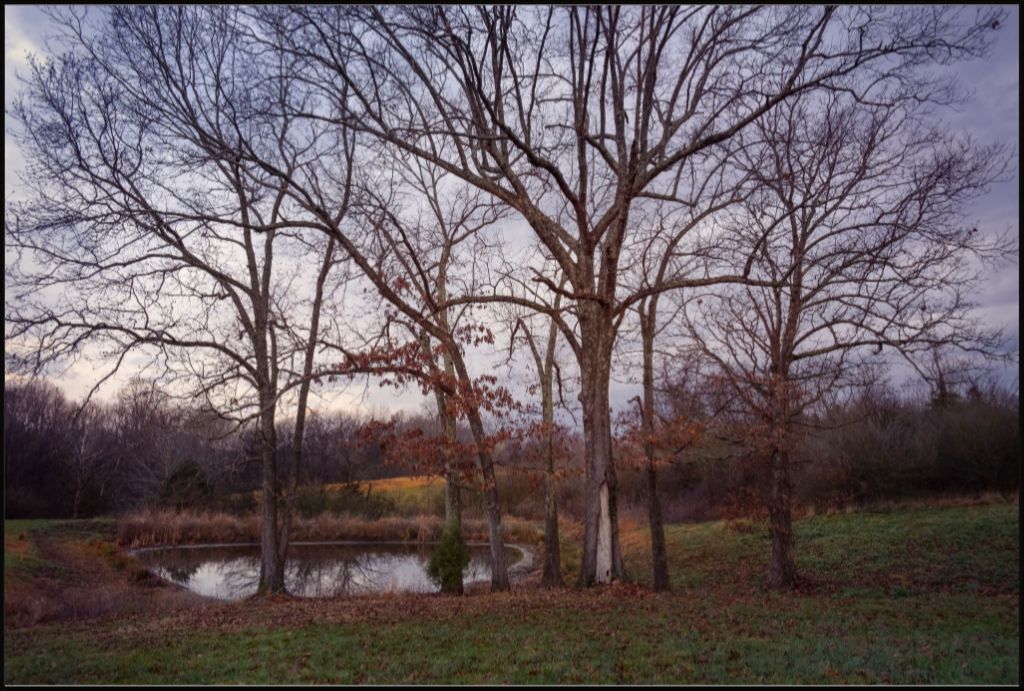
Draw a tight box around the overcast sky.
[4,5,1020,414]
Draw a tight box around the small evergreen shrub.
[426,524,470,594]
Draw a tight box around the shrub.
[426,524,470,594]
[294,483,397,519]
[159,459,213,510]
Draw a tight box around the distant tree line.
[6,367,1017,523]
[612,362,1020,526]
[3,378,392,519]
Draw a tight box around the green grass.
[620,502,1019,596]
[4,543,57,581]
[5,517,118,584]
[5,519,66,537]
[4,520,66,581]
[4,518,115,541]
[3,501,1018,684]
[4,591,1016,684]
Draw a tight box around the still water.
[133,542,523,600]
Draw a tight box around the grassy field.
[345,475,447,515]
[4,499,1018,684]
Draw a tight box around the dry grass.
[117,509,542,549]
[343,476,444,492]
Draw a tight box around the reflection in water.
[134,543,521,600]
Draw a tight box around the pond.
[132,541,526,600]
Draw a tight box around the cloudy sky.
[4,5,1020,414]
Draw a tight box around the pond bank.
[118,510,543,550]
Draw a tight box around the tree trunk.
[646,465,669,590]
[429,268,468,593]
[435,381,464,595]
[72,480,83,520]
[254,271,284,595]
[448,349,509,592]
[577,312,621,586]
[640,307,670,591]
[423,321,466,595]
[442,431,462,533]
[276,238,335,579]
[540,368,564,588]
[768,445,796,589]
[521,309,565,588]
[439,356,463,535]
[443,466,465,587]
[469,411,509,592]
[257,391,285,595]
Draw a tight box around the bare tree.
[4,380,78,517]
[6,5,1010,595]
[263,4,1006,585]
[106,378,181,508]
[2,379,122,518]
[4,376,246,518]
[4,6,364,594]
[350,154,517,592]
[683,90,1012,588]
[618,149,748,590]
[511,286,569,588]
[352,150,514,593]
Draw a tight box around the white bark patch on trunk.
[596,482,612,583]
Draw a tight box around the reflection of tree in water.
[140,548,204,586]
[141,546,259,599]
[163,562,202,583]
[288,549,352,597]
[287,546,418,596]
[216,555,260,598]
[140,544,508,599]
